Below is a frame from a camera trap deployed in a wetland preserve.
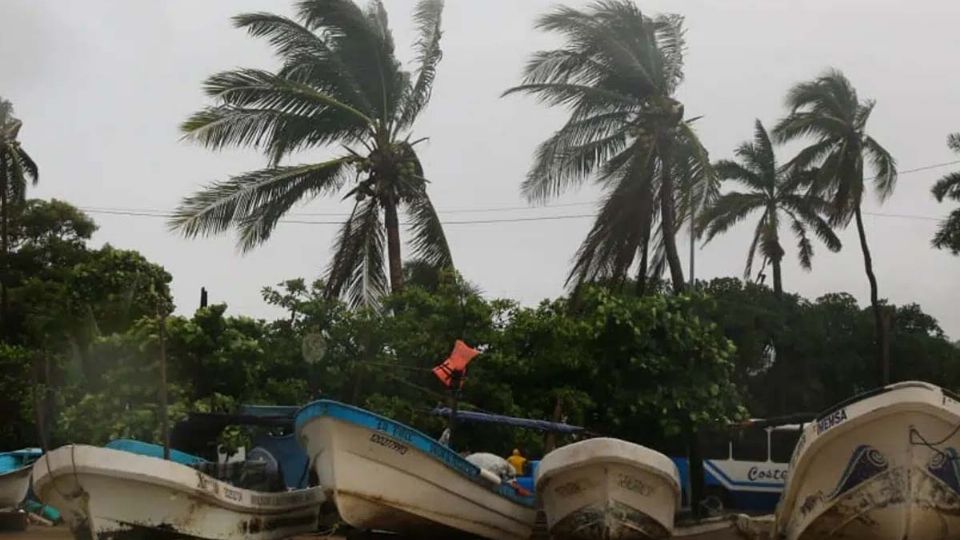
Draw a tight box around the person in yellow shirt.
[506,448,527,476]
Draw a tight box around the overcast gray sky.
[2,0,958,338]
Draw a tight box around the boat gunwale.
[32,445,326,515]
[295,400,536,508]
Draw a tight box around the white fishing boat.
[295,400,537,539]
[32,444,326,540]
[0,465,32,510]
[0,448,41,509]
[536,437,681,539]
[776,380,960,539]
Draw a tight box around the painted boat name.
[816,408,847,435]
[747,466,788,482]
[369,433,409,455]
[618,474,654,496]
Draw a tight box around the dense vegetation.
[1,0,958,481]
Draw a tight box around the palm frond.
[169,158,350,250]
[567,144,656,287]
[779,193,842,252]
[781,139,835,175]
[403,187,452,269]
[863,135,897,200]
[397,0,443,129]
[713,160,764,192]
[932,171,960,202]
[697,192,765,242]
[323,197,388,308]
[787,214,813,269]
[295,0,404,126]
[948,133,960,153]
[772,112,848,144]
[744,213,768,279]
[932,207,960,254]
[523,122,630,203]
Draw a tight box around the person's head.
[512,448,520,456]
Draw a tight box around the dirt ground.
[0,526,350,539]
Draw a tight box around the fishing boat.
[32,444,326,540]
[0,448,41,509]
[295,399,538,539]
[536,437,681,540]
[776,380,960,539]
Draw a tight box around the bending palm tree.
[171,0,451,307]
[0,99,39,325]
[773,69,897,384]
[698,120,841,296]
[504,1,711,293]
[932,133,960,254]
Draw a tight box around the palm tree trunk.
[659,142,686,293]
[772,256,783,297]
[635,210,652,296]
[383,196,404,294]
[854,205,888,386]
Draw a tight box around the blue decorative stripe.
[295,400,535,508]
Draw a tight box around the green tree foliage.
[0,199,173,449]
[932,133,960,254]
[0,99,39,327]
[773,69,897,385]
[504,1,713,293]
[171,0,453,307]
[698,121,840,296]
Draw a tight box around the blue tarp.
[105,439,206,466]
[431,407,584,434]
[238,405,299,418]
[0,448,42,473]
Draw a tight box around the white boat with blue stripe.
[295,400,537,539]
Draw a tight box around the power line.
[75,157,960,226]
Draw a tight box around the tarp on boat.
[0,448,42,473]
[431,407,584,434]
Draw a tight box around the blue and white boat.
[295,400,538,539]
[0,448,42,509]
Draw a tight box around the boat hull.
[777,381,960,540]
[0,465,32,509]
[32,445,325,540]
[296,402,537,539]
[537,438,681,540]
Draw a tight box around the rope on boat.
[909,424,960,462]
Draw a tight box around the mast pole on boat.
[446,370,463,448]
[158,305,170,461]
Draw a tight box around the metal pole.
[446,370,463,449]
[158,307,170,461]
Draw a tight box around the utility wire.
[75,158,960,226]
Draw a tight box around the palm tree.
[698,120,841,296]
[773,69,897,384]
[503,1,711,293]
[932,133,960,254]
[171,0,452,307]
[0,99,39,325]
